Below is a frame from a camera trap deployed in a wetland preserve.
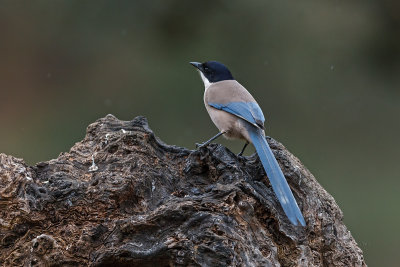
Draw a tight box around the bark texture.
[0,115,366,266]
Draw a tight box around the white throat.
[199,71,212,90]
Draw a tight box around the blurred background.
[0,1,399,265]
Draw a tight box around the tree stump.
[0,115,366,266]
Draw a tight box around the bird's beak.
[190,62,203,72]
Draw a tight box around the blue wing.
[208,101,265,128]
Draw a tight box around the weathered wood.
[0,115,366,266]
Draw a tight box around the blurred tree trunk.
[0,115,366,266]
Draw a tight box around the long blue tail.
[248,127,306,226]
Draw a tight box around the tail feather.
[248,127,306,226]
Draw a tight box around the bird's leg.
[237,141,249,156]
[196,131,225,148]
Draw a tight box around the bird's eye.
[204,67,210,72]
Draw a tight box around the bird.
[190,61,306,226]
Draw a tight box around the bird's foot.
[195,142,207,149]
[236,153,247,162]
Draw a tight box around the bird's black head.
[190,61,234,83]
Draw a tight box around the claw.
[195,143,206,149]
